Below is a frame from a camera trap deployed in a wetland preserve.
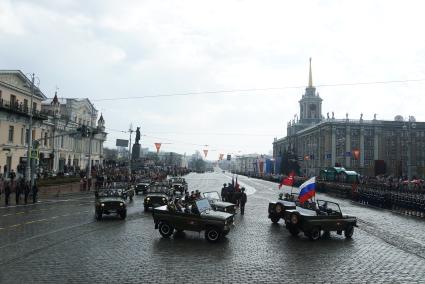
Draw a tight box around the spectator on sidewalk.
[24,181,30,205]
[0,174,3,201]
[15,178,22,205]
[32,181,38,204]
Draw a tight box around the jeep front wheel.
[344,225,354,239]
[308,227,321,241]
[205,227,222,243]
[270,216,280,224]
[119,210,127,220]
[159,222,174,238]
[289,226,299,237]
[95,211,102,221]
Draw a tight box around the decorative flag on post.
[352,149,360,160]
[154,143,161,153]
[279,171,295,189]
[203,149,208,158]
[298,176,316,204]
[219,153,224,160]
[235,176,240,191]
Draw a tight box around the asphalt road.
[1,170,425,283]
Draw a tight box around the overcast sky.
[1,0,425,159]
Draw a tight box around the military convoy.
[95,188,127,220]
[203,191,237,214]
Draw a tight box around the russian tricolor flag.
[298,176,316,203]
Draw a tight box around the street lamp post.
[26,73,36,188]
[403,117,416,187]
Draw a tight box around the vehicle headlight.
[120,203,124,206]
[162,198,166,201]
[224,208,227,212]
[101,203,105,207]
[146,197,150,201]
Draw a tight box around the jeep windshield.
[98,189,124,198]
[203,191,220,200]
[195,198,212,213]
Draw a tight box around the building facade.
[0,70,107,178]
[0,70,47,178]
[41,95,107,173]
[273,60,425,178]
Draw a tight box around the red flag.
[235,176,240,191]
[279,171,295,189]
[219,153,224,160]
[203,149,208,158]
[154,143,161,153]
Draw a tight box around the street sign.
[30,149,39,160]
[116,139,129,147]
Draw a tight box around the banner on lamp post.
[203,149,208,158]
[154,143,162,153]
[352,149,360,160]
[219,153,224,160]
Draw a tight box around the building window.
[32,130,35,144]
[25,129,29,144]
[21,128,24,145]
[24,99,28,112]
[10,94,16,106]
[61,136,64,148]
[8,126,14,142]
[44,132,48,146]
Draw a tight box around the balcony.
[0,99,48,120]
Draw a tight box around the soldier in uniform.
[240,187,247,215]
[24,181,30,205]
[4,181,11,206]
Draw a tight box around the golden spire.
[308,57,313,87]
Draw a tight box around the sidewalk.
[0,182,94,207]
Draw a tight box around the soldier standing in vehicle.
[240,187,247,215]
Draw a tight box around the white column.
[331,126,336,167]
[360,127,365,168]
[345,126,351,167]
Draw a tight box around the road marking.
[9,224,21,228]
[16,211,25,215]
[25,220,37,224]
[36,219,48,222]
[0,227,4,230]
[50,216,59,219]
[2,214,12,217]
[61,214,70,217]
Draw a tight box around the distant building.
[273,59,425,178]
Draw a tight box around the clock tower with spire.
[299,58,322,124]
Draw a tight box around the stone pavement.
[0,172,425,283]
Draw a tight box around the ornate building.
[0,70,47,178]
[41,95,107,173]
[273,60,425,178]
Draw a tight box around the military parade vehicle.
[168,177,188,195]
[135,180,151,195]
[203,191,237,214]
[152,198,234,243]
[95,188,127,220]
[268,192,298,224]
[283,200,357,241]
[144,184,172,211]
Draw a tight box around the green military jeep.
[152,198,234,243]
[95,189,127,220]
[284,200,357,241]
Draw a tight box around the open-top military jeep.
[135,180,151,195]
[95,188,127,220]
[203,191,237,214]
[144,184,172,211]
[284,200,357,241]
[168,177,188,195]
[152,198,234,243]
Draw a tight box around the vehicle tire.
[308,227,321,241]
[270,215,280,224]
[96,211,102,221]
[205,227,222,243]
[289,226,299,237]
[275,204,284,214]
[344,225,354,239]
[120,210,127,220]
[159,222,174,238]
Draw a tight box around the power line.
[87,78,425,102]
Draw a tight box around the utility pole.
[128,124,134,174]
[86,103,94,179]
[26,73,35,187]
